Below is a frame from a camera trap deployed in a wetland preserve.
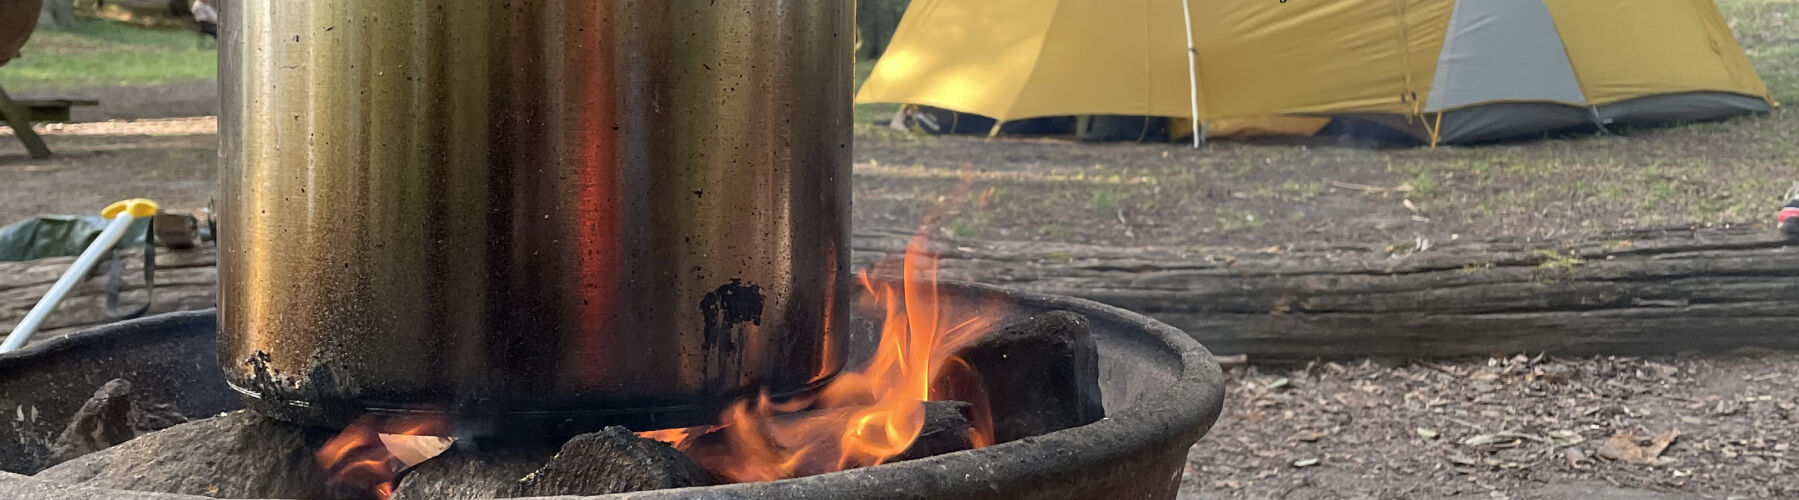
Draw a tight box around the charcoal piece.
[389,443,558,500]
[132,402,188,433]
[892,400,976,462]
[48,380,138,464]
[34,410,331,499]
[45,379,190,465]
[955,311,1105,443]
[517,426,713,496]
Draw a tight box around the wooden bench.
[0,83,96,159]
[12,97,98,122]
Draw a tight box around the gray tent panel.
[1596,92,1773,128]
[1340,104,1590,145]
[1425,0,1587,112]
[1436,103,1592,144]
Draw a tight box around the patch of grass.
[1086,188,1123,216]
[1038,224,1077,240]
[1532,249,1584,283]
[946,213,991,239]
[1215,209,1264,232]
[1404,171,1441,199]
[0,19,216,92]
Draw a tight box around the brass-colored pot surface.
[217,0,851,431]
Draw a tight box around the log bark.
[7,226,1795,361]
[853,226,1799,362]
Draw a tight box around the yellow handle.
[101,199,160,219]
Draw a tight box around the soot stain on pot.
[700,279,763,381]
[242,351,293,399]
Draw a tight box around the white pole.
[2,209,147,353]
[1180,0,1202,149]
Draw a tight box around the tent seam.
[1540,0,1594,107]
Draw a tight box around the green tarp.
[0,215,151,262]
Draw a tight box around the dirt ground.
[0,116,216,224]
[1180,351,1799,500]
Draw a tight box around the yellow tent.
[856,0,1775,145]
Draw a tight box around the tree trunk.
[38,0,79,31]
[855,0,911,60]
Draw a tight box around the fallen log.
[853,225,1799,361]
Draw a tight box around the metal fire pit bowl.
[0,281,1226,500]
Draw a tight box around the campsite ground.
[1,2,1797,499]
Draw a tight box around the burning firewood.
[655,399,979,482]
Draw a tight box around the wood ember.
[955,311,1105,443]
[392,426,710,499]
[389,443,558,500]
[46,379,187,465]
[517,426,712,495]
[34,410,331,499]
[668,400,976,481]
[891,400,976,462]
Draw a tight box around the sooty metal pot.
[217,0,851,433]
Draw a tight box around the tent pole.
[1180,0,1202,149]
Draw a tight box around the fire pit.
[0,281,1224,499]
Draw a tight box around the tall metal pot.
[217,0,851,433]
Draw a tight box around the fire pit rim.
[0,280,1227,500]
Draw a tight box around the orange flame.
[643,232,1002,483]
[316,416,452,500]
